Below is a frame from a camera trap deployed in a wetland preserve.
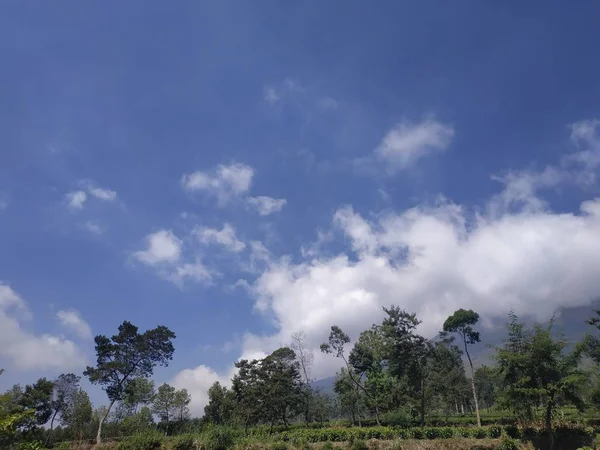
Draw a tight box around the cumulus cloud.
[87,186,117,202]
[65,190,87,211]
[0,283,87,371]
[371,118,454,172]
[195,223,246,252]
[134,230,213,287]
[263,78,304,105]
[246,196,287,216]
[171,365,233,415]
[134,230,182,265]
[82,221,104,235]
[181,163,254,206]
[57,309,93,340]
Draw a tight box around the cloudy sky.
[2,1,600,414]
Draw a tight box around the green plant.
[271,442,288,450]
[172,434,198,450]
[203,425,236,450]
[495,437,519,450]
[14,442,48,450]
[117,431,164,450]
[347,440,367,450]
[321,443,335,450]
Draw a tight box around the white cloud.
[82,221,104,235]
[246,196,287,216]
[373,118,454,172]
[134,230,182,265]
[167,260,213,287]
[65,191,87,211]
[0,283,86,371]
[88,186,117,202]
[57,309,93,340]
[195,223,245,252]
[263,87,280,105]
[171,365,233,416]
[181,163,254,206]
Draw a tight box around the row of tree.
[4,307,600,447]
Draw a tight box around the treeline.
[3,307,600,448]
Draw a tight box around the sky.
[2,1,600,415]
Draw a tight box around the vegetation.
[4,308,600,449]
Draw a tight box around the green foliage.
[116,430,165,450]
[13,441,48,450]
[203,425,236,450]
[321,443,334,450]
[271,442,288,450]
[347,439,367,450]
[495,437,519,450]
[171,434,198,450]
[204,382,235,426]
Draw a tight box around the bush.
[488,425,502,439]
[321,443,335,450]
[347,440,367,450]
[472,428,488,439]
[495,437,519,450]
[203,426,236,450]
[117,431,165,450]
[172,434,198,450]
[271,443,288,450]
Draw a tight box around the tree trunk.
[463,340,481,427]
[96,399,115,444]
[460,402,465,415]
[420,377,425,427]
[45,410,59,446]
[545,397,555,450]
[454,400,459,414]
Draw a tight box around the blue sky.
[2,1,600,413]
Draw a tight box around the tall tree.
[19,378,55,432]
[173,388,191,421]
[61,389,92,440]
[152,383,178,433]
[381,306,432,426]
[47,373,80,445]
[496,313,585,450]
[83,321,176,443]
[321,325,380,425]
[443,309,482,427]
[290,331,315,424]
[204,382,235,425]
[123,378,155,414]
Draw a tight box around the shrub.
[117,431,164,450]
[488,425,502,439]
[14,442,49,450]
[321,443,335,450]
[172,434,198,450]
[408,429,423,440]
[495,437,519,450]
[203,426,236,450]
[271,443,288,450]
[347,440,367,450]
[472,428,488,439]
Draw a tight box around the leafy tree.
[204,382,235,425]
[443,309,482,426]
[47,373,80,444]
[333,368,364,425]
[123,378,155,414]
[152,383,178,433]
[19,378,54,432]
[232,347,303,429]
[83,321,176,443]
[380,306,432,426]
[173,388,191,421]
[61,389,92,440]
[474,365,501,411]
[321,325,380,425]
[496,313,585,449]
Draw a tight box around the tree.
[47,373,80,444]
[474,365,501,411]
[123,378,155,414]
[321,325,380,425]
[204,382,235,425]
[19,378,55,432]
[333,368,364,425]
[83,321,176,443]
[61,389,92,440]
[152,383,178,433]
[443,309,482,427]
[380,307,432,426]
[496,313,585,450]
[173,388,191,421]
[290,331,315,424]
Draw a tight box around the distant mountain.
[311,376,336,395]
